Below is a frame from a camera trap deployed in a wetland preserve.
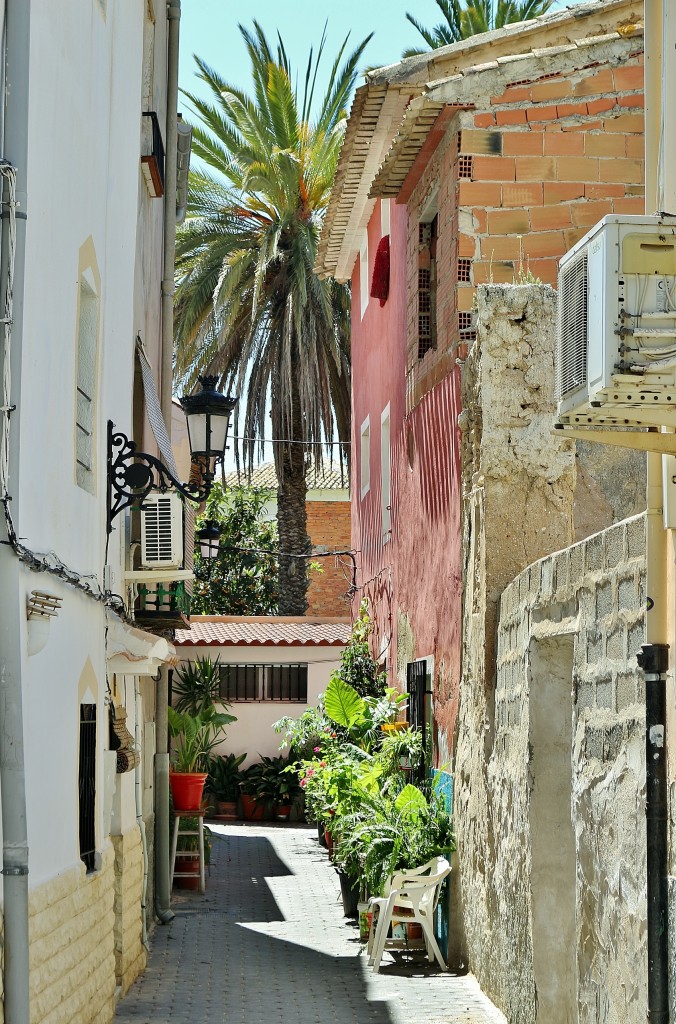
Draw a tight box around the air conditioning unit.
[556,214,676,429]
[140,492,184,568]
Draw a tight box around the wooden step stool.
[170,810,206,894]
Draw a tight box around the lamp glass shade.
[197,520,221,560]
[179,376,237,462]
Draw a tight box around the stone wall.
[26,848,116,1024]
[456,284,648,1023]
[0,828,147,1023]
[112,827,147,996]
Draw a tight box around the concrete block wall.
[456,515,647,1024]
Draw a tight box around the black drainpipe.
[637,642,669,1023]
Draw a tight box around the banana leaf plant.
[168,706,236,773]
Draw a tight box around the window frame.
[360,416,371,499]
[381,404,391,541]
[218,663,309,703]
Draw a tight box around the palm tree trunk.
[277,372,310,615]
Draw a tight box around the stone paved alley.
[115,823,506,1024]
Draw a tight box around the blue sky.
[179,0,572,119]
[179,0,431,114]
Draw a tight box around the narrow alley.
[114,824,506,1024]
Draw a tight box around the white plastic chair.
[367,856,451,973]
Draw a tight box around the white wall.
[176,644,343,765]
[0,0,166,887]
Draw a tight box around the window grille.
[458,155,473,179]
[418,215,438,360]
[457,258,471,283]
[79,704,97,872]
[219,664,308,702]
[406,661,429,783]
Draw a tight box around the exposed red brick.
[515,156,557,181]
[502,182,543,206]
[458,181,502,206]
[502,131,544,156]
[618,94,644,108]
[557,156,599,181]
[556,102,589,119]
[530,204,572,231]
[474,112,496,128]
[603,112,643,133]
[571,200,613,227]
[473,260,514,284]
[613,196,646,214]
[599,157,644,183]
[480,235,522,260]
[586,98,617,116]
[573,68,614,97]
[613,64,644,92]
[544,132,584,156]
[544,181,585,203]
[522,230,566,258]
[472,155,516,181]
[526,105,559,122]
[487,209,530,234]
[585,133,625,157]
[490,85,531,105]
[495,109,527,126]
[530,78,572,102]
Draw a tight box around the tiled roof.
[224,461,348,492]
[174,616,352,647]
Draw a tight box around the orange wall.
[306,500,351,617]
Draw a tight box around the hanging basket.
[169,771,208,812]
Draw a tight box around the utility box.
[556,214,676,428]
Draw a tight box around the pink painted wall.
[351,199,463,761]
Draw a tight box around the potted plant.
[207,752,247,819]
[239,761,268,820]
[168,705,236,811]
[172,655,223,714]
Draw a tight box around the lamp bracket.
[107,421,212,533]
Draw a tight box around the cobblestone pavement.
[115,823,507,1024]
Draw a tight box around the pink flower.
[319,761,327,768]
[300,779,307,788]
[306,768,315,777]
[314,746,321,753]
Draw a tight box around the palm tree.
[175,24,371,614]
[403,0,555,57]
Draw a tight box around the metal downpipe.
[0,0,31,1020]
[154,0,181,925]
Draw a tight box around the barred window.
[219,664,308,703]
[79,704,97,872]
[418,215,438,360]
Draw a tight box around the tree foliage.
[191,483,279,615]
[403,0,555,56]
[175,23,372,612]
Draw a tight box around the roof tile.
[174,616,351,648]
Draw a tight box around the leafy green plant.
[173,656,222,715]
[207,752,247,801]
[192,483,279,615]
[335,600,387,698]
[243,755,301,807]
[168,706,236,773]
[273,699,331,758]
[324,676,407,751]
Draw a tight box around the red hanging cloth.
[370,234,390,307]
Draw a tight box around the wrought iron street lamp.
[196,519,222,561]
[107,375,237,533]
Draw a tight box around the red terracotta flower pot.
[241,794,265,821]
[169,771,208,812]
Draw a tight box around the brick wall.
[306,500,351,617]
[406,47,644,412]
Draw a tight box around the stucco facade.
[0,3,182,1020]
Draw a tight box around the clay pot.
[217,800,238,820]
[169,771,207,812]
[241,794,265,821]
